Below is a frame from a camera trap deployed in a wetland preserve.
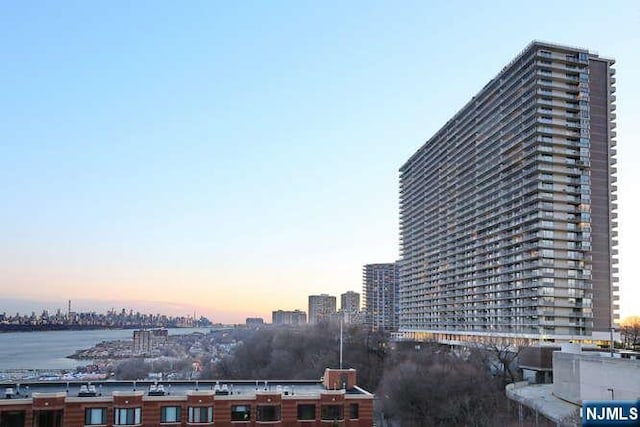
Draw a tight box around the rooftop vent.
[5,388,15,399]
[148,383,166,396]
[78,383,97,397]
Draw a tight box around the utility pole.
[339,312,343,369]
[610,327,615,357]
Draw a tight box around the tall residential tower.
[363,263,400,331]
[399,41,617,342]
[340,291,361,324]
[308,294,337,325]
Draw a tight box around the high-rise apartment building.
[308,294,337,325]
[132,329,168,354]
[363,263,399,331]
[340,291,361,324]
[399,41,617,342]
[272,309,307,326]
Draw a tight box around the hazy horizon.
[0,296,304,324]
[2,1,639,324]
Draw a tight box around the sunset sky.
[1,1,639,323]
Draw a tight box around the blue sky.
[1,1,638,322]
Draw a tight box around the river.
[0,328,210,370]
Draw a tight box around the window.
[1,411,26,427]
[114,408,141,425]
[541,287,554,296]
[161,407,181,423]
[349,404,359,420]
[541,229,554,238]
[256,405,281,422]
[297,404,316,421]
[34,410,64,427]
[321,405,344,421]
[231,405,251,422]
[188,407,213,423]
[85,408,107,425]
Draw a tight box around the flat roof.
[506,383,579,423]
[0,380,371,399]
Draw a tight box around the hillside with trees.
[205,324,521,426]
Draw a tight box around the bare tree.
[470,336,532,387]
[115,358,151,380]
[620,316,640,350]
[377,346,508,426]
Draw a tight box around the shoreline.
[0,325,200,334]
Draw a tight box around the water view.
[0,328,210,370]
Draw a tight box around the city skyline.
[1,2,639,324]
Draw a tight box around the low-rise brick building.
[0,368,373,427]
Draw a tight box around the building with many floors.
[271,310,307,326]
[132,329,168,354]
[245,318,265,328]
[308,295,337,325]
[0,369,373,427]
[340,292,361,324]
[398,41,618,343]
[362,264,399,331]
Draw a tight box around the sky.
[1,1,638,323]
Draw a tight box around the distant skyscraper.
[363,263,399,331]
[272,309,307,326]
[246,317,264,328]
[308,294,337,325]
[340,291,361,324]
[399,41,617,343]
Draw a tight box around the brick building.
[0,368,373,427]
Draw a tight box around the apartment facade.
[340,291,361,324]
[308,295,336,325]
[362,263,399,331]
[271,310,307,326]
[399,41,617,342]
[132,329,168,354]
[0,369,373,427]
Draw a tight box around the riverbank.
[0,324,201,333]
[0,328,212,370]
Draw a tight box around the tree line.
[202,324,519,426]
